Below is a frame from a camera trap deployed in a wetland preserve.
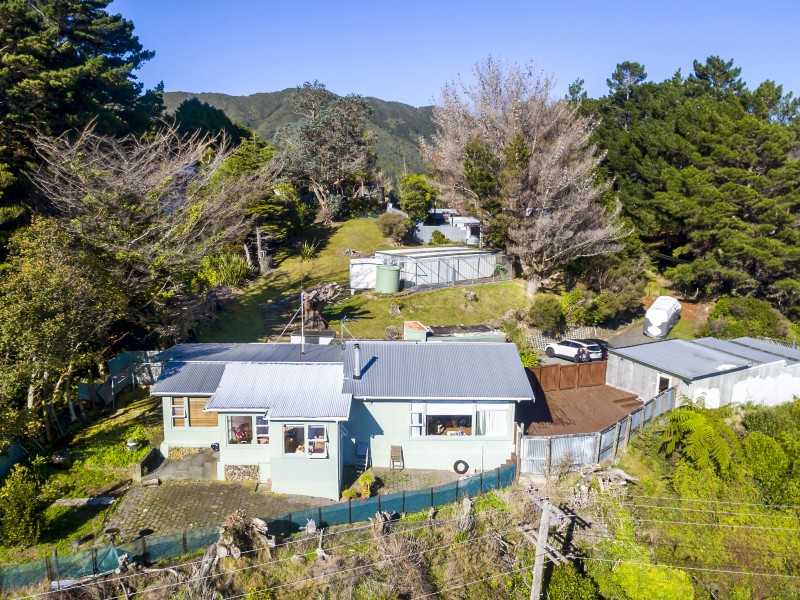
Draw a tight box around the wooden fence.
[527,361,606,393]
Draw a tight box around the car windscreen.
[586,345,602,352]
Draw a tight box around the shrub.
[528,294,566,335]
[199,253,251,288]
[0,462,52,547]
[519,350,538,368]
[377,212,409,242]
[429,230,454,245]
[744,432,789,500]
[704,296,789,340]
[341,488,358,501]
[548,562,596,600]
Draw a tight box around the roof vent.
[353,343,362,380]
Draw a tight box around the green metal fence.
[0,464,516,594]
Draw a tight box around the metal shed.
[372,247,505,290]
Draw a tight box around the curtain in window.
[476,410,508,436]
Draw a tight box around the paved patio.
[345,467,462,495]
[107,482,332,539]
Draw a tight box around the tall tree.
[0,218,126,442]
[424,57,626,291]
[0,0,161,245]
[277,82,374,223]
[29,125,278,343]
[400,174,437,223]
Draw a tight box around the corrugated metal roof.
[155,343,343,364]
[205,363,351,419]
[150,362,225,396]
[693,337,786,365]
[609,339,751,381]
[730,337,800,364]
[341,341,534,400]
[374,247,497,259]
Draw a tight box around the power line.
[626,517,800,532]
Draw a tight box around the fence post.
[182,531,188,555]
[402,491,405,514]
[546,437,552,475]
[377,494,381,513]
[92,547,97,575]
[640,403,648,433]
[594,432,601,464]
[51,550,60,591]
[612,421,621,458]
[623,415,633,450]
[139,537,147,564]
[348,500,352,525]
[479,471,483,494]
[318,507,322,527]
[455,478,459,500]
[496,468,500,489]
[430,487,434,508]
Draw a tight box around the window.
[283,425,306,454]
[171,398,185,428]
[255,416,269,444]
[308,425,328,458]
[658,375,671,394]
[227,416,252,444]
[476,405,509,437]
[410,402,424,437]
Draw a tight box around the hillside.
[163,90,436,184]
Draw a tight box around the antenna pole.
[300,291,305,354]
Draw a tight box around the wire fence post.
[496,467,500,490]
[479,471,483,494]
[51,550,60,591]
[139,537,147,564]
[348,500,352,525]
[377,494,381,513]
[402,491,405,513]
[92,547,97,575]
[594,432,602,464]
[318,507,322,527]
[455,478,459,500]
[430,487,434,509]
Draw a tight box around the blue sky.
[110,0,800,107]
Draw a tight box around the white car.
[544,339,603,362]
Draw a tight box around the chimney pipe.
[353,343,362,380]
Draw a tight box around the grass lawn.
[328,280,527,339]
[199,218,528,341]
[199,219,393,342]
[0,390,163,564]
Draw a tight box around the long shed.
[372,247,503,289]
[606,337,800,408]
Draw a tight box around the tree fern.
[661,405,732,473]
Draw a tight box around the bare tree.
[423,57,627,292]
[29,124,279,342]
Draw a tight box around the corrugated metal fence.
[79,351,162,406]
[520,387,677,474]
[0,464,516,594]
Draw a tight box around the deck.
[522,384,641,436]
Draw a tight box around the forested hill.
[163,90,436,183]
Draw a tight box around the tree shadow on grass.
[272,224,337,269]
[41,505,107,545]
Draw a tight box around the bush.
[341,488,358,501]
[548,562,596,600]
[703,296,789,340]
[429,230,454,245]
[528,294,566,335]
[0,462,52,547]
[744,432,789,500]
[199,253,251,288]
[377,212,409,242]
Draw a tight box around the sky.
[110,0,800,107]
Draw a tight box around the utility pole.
[530,503,550,599]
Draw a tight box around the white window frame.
[282,423,329,459]
[226,415,254,446]
[255,416,269,444]
[171,398,186,428]
[475,403,509,437]
[657,374,672,394]
[410,402,424,437]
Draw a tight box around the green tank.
[374,264,401,293]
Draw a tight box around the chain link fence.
[0,464,516,594]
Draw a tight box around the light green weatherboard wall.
[270,421,342,500]
[343,399,516,473]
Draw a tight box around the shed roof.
[155,343,342,364]
[204,363,351,420]
[693,337,786,365]
[151,362,226,396]
[608,339,751,381]
[730,337,800,365]
[341,341,534,400]
[374,247,498,259]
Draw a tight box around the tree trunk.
[65,374,78,422]
[256,228,271,275]
[242,243,254,270]
[313,186,332,224]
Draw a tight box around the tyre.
[545,347,555,358]
[453,460,469,475]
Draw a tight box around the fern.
[660,406,732,473]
